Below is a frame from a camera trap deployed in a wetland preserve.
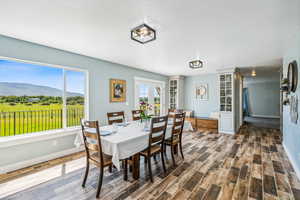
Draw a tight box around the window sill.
[0,127,81,148]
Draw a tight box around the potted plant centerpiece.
[139,100,153,129]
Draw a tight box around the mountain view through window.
[0,59,86,137]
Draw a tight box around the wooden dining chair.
[168,109,183,118]
[140,115,168,182]
[164,113,185,166]
[81,120,113,198]
[107,111,125,125]
[132,110,142,121]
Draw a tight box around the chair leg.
[82,161,90,187]
[170,145,176,167]
[179,141,184,160]
[148,156,153,182]
[174,145,178,155]
[129,157,133,172]
[160,150,166,173]
[164,144,168,159]
[124,159,128,181]
[96,167,104,198]
[109,164,112,173]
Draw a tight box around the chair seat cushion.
[140,145,162,156]
[89,152,112,167]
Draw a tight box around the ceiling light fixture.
[251,69,256,77]
[189,60,203,69]
[131,24,156,44]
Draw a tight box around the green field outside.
[0,103,84,137]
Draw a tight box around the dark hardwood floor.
[1,125,299,200]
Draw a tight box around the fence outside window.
[0,108,84,137]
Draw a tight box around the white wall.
[244,80,280,118]
[184,74,219,117]
[0,35,168,172]
[282,29,300,178]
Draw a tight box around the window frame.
[0,56,89,142]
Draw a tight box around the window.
[135,77,165,116]
[0,58,87,137]
[66,70,85,127]
[138,84,149,105]
[154,87,161,116]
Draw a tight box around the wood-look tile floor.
[1,125,300,200]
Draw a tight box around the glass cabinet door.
[220,74,232,112]
[169,80,177,109]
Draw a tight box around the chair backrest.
[168,109,183,118]
[148,115,168,148]
[168,108,176,115]
[81,120,104,165]
[107,111,125,125]
[132,110,142,121]
[171,113,186,141]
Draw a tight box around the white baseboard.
[250,114,280,119]
[283,143,300,180]
[0,146,84,174]
[219,131,235,135]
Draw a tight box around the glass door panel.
[135,80,164,116]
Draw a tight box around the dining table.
[74,119,193,179]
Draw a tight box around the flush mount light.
[131,24,156,44]
[189,60,203,69]
[251,69,256,77]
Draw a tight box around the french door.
[134,77,166,116]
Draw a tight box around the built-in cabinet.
[220,74,232,112]
[218,69,241,134]
[169,76,184,109]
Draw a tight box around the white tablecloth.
[74,121,193,170]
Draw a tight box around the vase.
[144,118,150,130]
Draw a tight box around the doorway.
[240,67,281,129]
[134,77,166,116]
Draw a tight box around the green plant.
[139,100,153,120]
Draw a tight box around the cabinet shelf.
[219,73,232,112]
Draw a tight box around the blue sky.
[0,60,84,94]
[139,84,148,97]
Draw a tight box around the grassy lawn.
[0,103,84,137]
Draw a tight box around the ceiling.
[0,0,299,76]
[240,66,281,83]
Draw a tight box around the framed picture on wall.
[110,79,126,102]
[196,84,208,100]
